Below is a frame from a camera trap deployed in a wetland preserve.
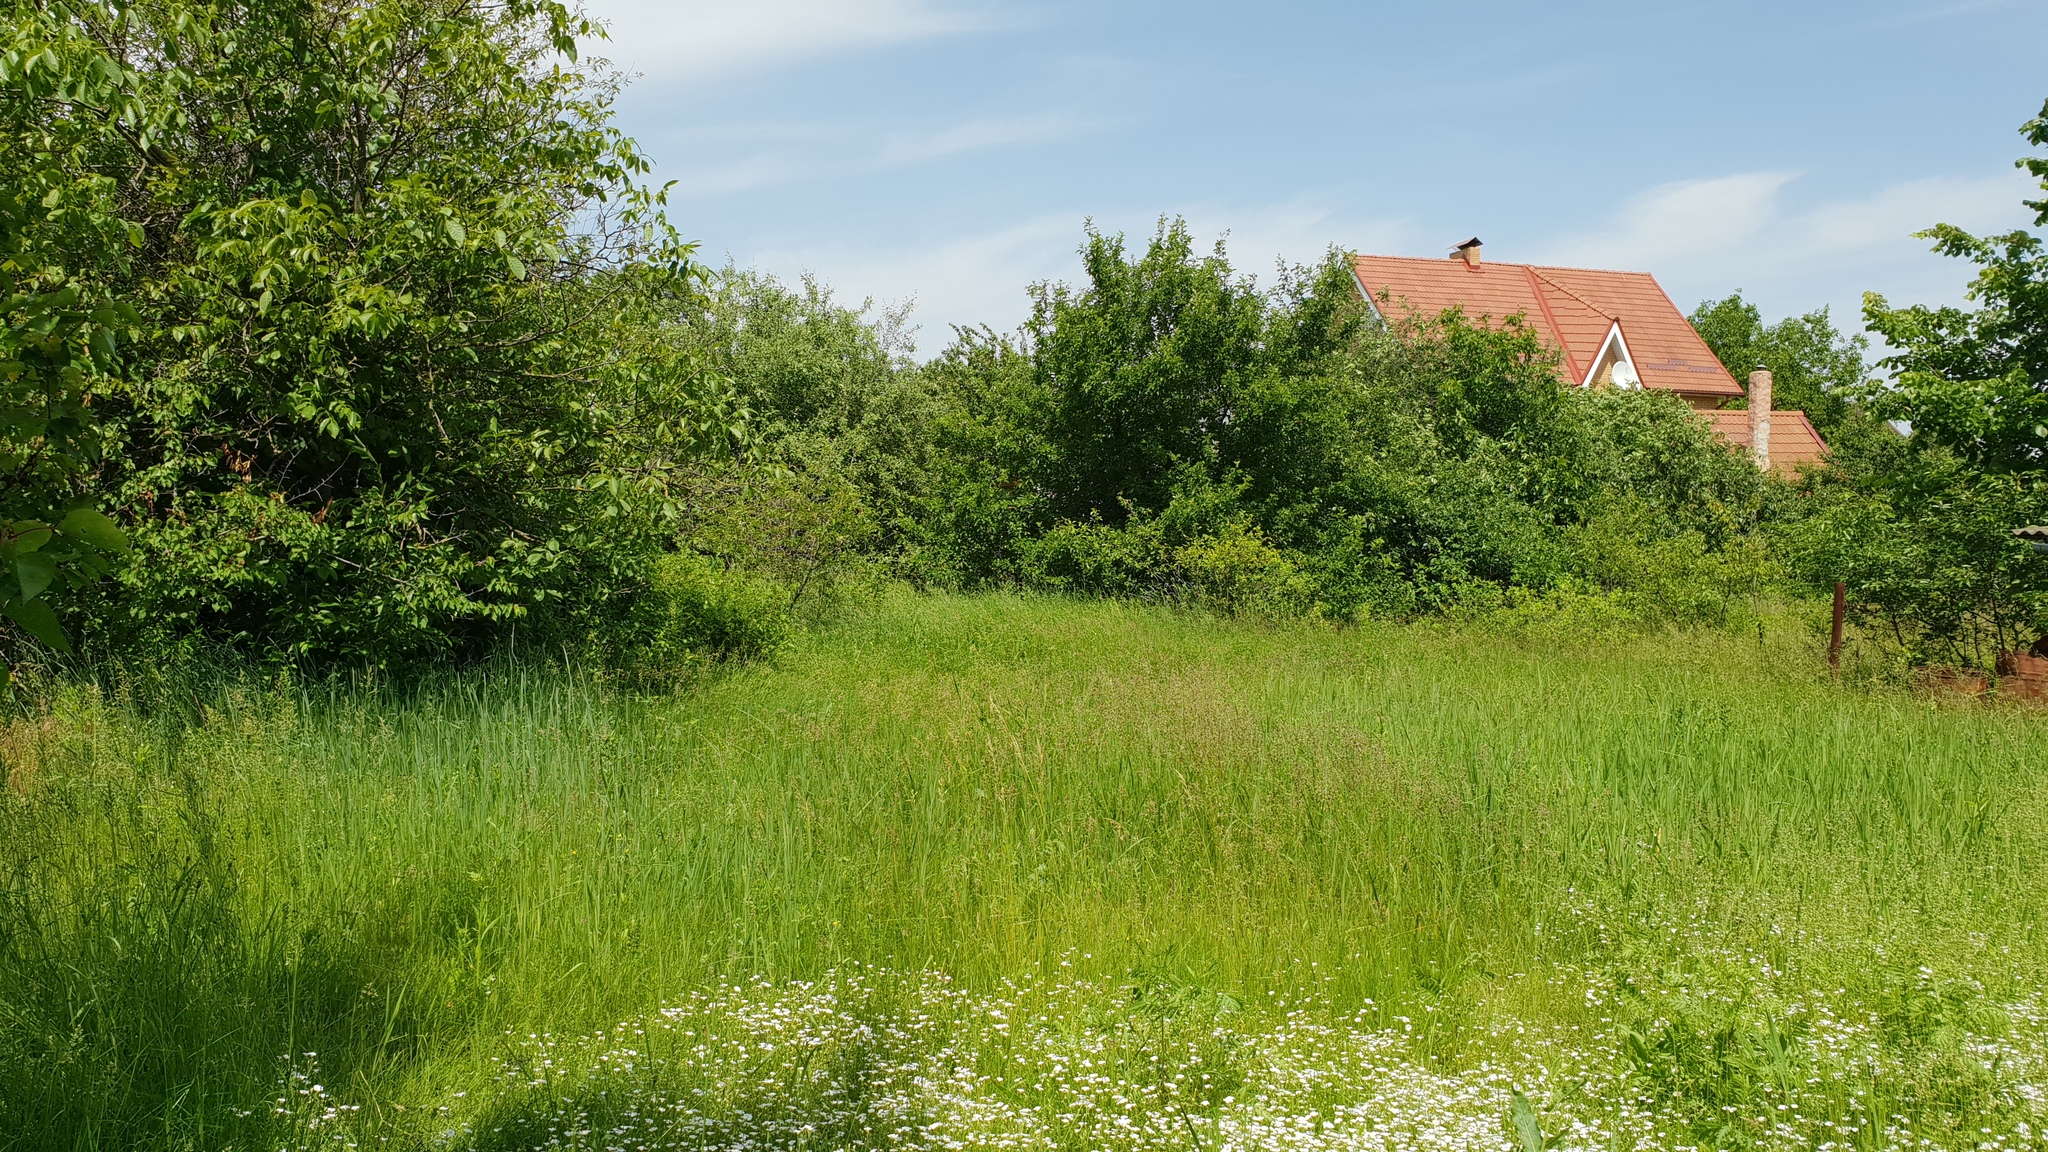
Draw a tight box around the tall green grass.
[2,591,2044,1149]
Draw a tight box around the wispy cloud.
[731,200,1414,356]
[1543,172,1799,271]
[1872,0,2021,30]
[583,0,1003,82]
[669,112,1093,197]
[672,154,822,198]
[738,215,1081,353]
[877,114,1085,166]
[1536,168,2035,325]
[1142,199,1414,281]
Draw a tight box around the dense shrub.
[25,0,2029,668]
[613,551,791,669]
[1769,99,2048,667]
[6,0,739,669]
[0,1,146,665]
[1171,518,1313,618]
[857,220,1783,623]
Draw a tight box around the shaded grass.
[1,590,2044,1148]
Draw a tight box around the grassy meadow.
[2,591,2046,1151]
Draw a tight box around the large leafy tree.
[1023,220,1280,524]
[1783,98,2048,666]
[1862,99,2048,475]
[1688,292,1869,437]
[910,220,1765,610]
[17,0,736,665]
[0,0,142,668]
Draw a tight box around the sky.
[580,0,2048,357]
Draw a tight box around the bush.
[894,226,1786,623]
[615,553,791,671]
[29,0,738,668]
[1021,516,1167,599]
[1172,519,1311,618]
[683,466,875,609]
[1566,504,1778,630]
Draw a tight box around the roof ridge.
[1527,266,1617,322]
[1351,252,1664,278]
[1518,265,1581,381]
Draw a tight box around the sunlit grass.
[2,590,2045,1149]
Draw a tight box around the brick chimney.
[1452,237,1482,269]
[1748,368,1773,471]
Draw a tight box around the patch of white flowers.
[356,960,2048,1152]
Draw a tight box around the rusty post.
[1829,581,1846,675]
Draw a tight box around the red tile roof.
[1350,253,1745,400]
[1699,410,1830,477]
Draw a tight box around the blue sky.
[582,0,2048,356]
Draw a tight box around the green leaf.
[506,254,526,281]
[1509,1091,1549,1152]
[9,524,52,553]
[2,596,71,654]
[14,552,56,600]
[445,218,467,246]
[58,509,128,554]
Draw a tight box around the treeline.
[5,0,742,672]
[676,187,2048,669]
[4,0,2045,677]
[698,240,1778,622]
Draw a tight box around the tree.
[0,0,140,669]
[28,0,738,665]
[1782,97,2048,666]
[904,220,1769,616]
[1688,292,1869,437]
[1023,219,1273,524]
[1861,100,2048,475]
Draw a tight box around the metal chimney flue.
[1748,368,1773,471]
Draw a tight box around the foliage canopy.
[3,0,739,667]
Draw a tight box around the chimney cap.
[1454,237,1483,251]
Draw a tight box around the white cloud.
[1802,175,2029,252]
[734,216,1078,355]
[726,200,1415,357]
[581,0,999,81]
[1545,172,1797,271]
[877,114,1083,166]
[1535,168,2037,326]
[673,153,820,197]
[666,112,1092,198]
[1164,199,1414,282]
[1874,0,2023,29]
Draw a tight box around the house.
[1349,240,1828,476]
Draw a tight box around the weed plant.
[1,591,2044,1149]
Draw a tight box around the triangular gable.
[1349,253,1744,401]
[1579,321,1641,389]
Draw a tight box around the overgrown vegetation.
[677,228,1782,633]
[2,595,2044,1149]
[6,0,2048,1145]
[5,0,741,674]
[4,0,2045,672]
